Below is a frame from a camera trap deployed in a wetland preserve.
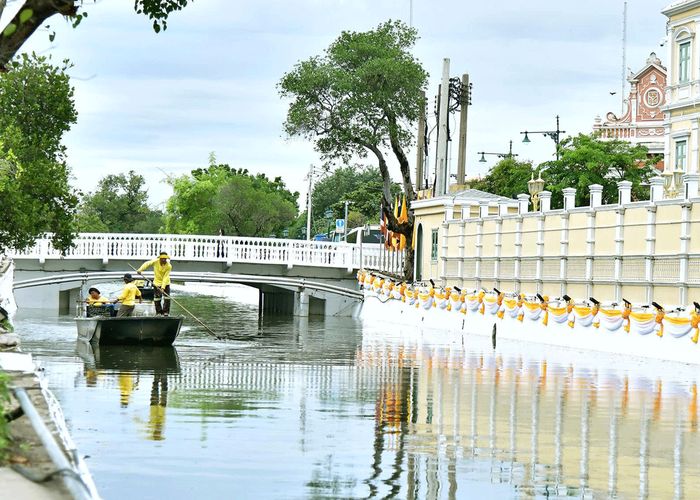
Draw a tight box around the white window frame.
[679,41,691,84]
[431,229,438,262]
[675,140,687,171]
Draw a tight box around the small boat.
[75,302,183,346]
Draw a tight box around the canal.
[13,284,700,499]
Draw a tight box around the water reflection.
[77,343,178,441]
[357,334,700,499]
[13,295,700,499]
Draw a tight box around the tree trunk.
[0,0,77,71]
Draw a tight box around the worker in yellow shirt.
[113,273,142,317]
[137,251,172,316]
[87,287,109,306]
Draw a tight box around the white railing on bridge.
[10,233,404,274]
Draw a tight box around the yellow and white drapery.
[449,292,464,314]
[501,298,520,319]
[522,302,542,321]
[466,294,481,313]
[548,305,569,324]
[483,295,500,316]
[664,313,700,342]
[570,306,595,328]
[594,308,625,331]
[628,311,657,336]
[435,291,449,310]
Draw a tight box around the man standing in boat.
[137,251,173,316]
[113,273,142,317]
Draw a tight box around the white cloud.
[2,0,670,206]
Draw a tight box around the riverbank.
[0,352,98,499]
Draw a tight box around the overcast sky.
[2,0,670,208]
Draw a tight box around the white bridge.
[10,233,404,316]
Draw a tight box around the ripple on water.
[12,288,700,499]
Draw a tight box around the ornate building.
[593,53,666,158]
[662,0,700,198]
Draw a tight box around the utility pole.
[456,73,470,186]
[436,58,450,196]
[415,91,426,191]
[621,0,628,116]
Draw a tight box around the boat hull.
[75,316,183,346]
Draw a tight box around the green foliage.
[279,20,426,278]
[166,163,299,237]
[470,158,534,200]
[541,134,657,207]
[0,372,10,462]
[0,54,78,252]
[75,171,163,233]
[311,166,401,231]
[0,53,76,162]
[134,0,191,32]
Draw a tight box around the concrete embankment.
[1,353,98,499]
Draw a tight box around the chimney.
[539,191,552,212]
[517,194,530,215]
[563,187,576,211]
[589,184,603,208]
[618,180,632,205]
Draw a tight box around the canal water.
[13,284,700,499]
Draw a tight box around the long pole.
[436,58,451,196]
[456,73,469,185]
[306,164,314,241]
[415,91,426,191]
[343,200,349,242]
[128,264,222,340]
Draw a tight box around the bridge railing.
[10,233,404,273]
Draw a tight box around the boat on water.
[75,300,183,346]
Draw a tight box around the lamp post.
[662,168,684,198]
[478,140,518,163]
[527,171,546,211]
[324,208,334,240]
[520,115,566,160]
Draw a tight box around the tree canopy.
[470,158,534,200]
[0,0,191,69]
[0,53,77,252]
[540,134,657,207]
[165,162,299,237]
[308,166,401,235]
[470,134,658,209]
[75,171,163,233]
[279,20,427,278]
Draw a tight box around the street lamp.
[324,208,334,239]
[478,140,518,163]
[520,115,566,160]
[662,168,684,198]
[527,171,546,211]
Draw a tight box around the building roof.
[451,188,516,204]
[663,0,700,16]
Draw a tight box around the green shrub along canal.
[12,284,700,499]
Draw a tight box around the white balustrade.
[10,233,402,273]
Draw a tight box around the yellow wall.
[594,210,617,256]
[656,205,682,255]
[622,207,647,255]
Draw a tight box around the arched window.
[675,27,695,84]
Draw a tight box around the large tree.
[165,162,299,237]
[0,0,190,70]
[541,134,657,207]
[0,53,77,252]
[75,171,163,233]
[279,20,428,280]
